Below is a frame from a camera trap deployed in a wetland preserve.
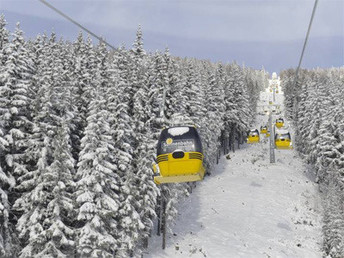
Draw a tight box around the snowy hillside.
[146,85,323,257]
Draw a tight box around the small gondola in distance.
[275,129,293,149]
[275,118,284,128]
[247,129,260,144]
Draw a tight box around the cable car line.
[38,0,139,67]
[293,0,319,87]
[38,0,116,50]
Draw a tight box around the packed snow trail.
[146,86,323,258]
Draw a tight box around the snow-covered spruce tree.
[109,45,146,257]
[0,14,9,57]
[26,35,45,121]
[201,64,225,172]
[181,59,205,128]
[292,72,311,155]
[160,48,179,122]
[332,92,344,177]
[315,115,339,185]
[75,88,120,257]
[147,51,170,128]
[305,72,332,165]
[223,63,250,151]
[312,73,340,184]
[0,129,12,257]
[0,14,15,257]
[13,34,76,258]
[20,121,75,257]
[222,66,237,152]
[1,23,33,185]
[165,53,185,117]
[280,68,297,120]
[70,34,97,163]
[244,68,263,115]
[230,63,251,139]
[323,169,344,258]
[0,23,35,256]
[129,27,159,251]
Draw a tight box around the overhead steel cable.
[38,0,139,66]
[293,0,319,87]
[38,0,117,50]
[291,0,319,123]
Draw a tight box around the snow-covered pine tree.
[26,35,45,123]
[70,34,96,163]
[14,33,76,258]
[0,14,15,257]
[1,22,33,182]
[315,112,339,184]
[182,59,205,128]
[0,129,13,257]
[230,63,251,142]
[244,68,263,115]
[147,51,170,128]
[165,52,185,118]
[129,27,159,252]
[214,62,226,149]
[0,15,8,43]
[0,23,34,256]
[201,64,225,171]
[109,45,146,257]
[22,121,75,257]
[223,63,249,151]
[0,14,9,56]
[75,88,120,257]
[292,73,311,155]
[280,69,297,120]
[323,169,344,257]
[305,72,330,165]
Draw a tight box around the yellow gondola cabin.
[275,118,284,128]
[260,125,268,134]
[153,126,205,184]
[247,129,260,143]
[275,130,293,149]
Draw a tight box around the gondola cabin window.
[168,126,190,136]
[161,140,195,154]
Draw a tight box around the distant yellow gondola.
[275,118,284,128]
[260,125,268,134]
[275,130,293,149]
[153,126,205,184]
[247,129,260,143]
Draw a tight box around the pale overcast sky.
[1,0,343,73]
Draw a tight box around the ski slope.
[146,86,323,258]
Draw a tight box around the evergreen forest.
[282,67,344,257]
[0,15,267,257]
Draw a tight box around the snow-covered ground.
[145,85,323,258]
